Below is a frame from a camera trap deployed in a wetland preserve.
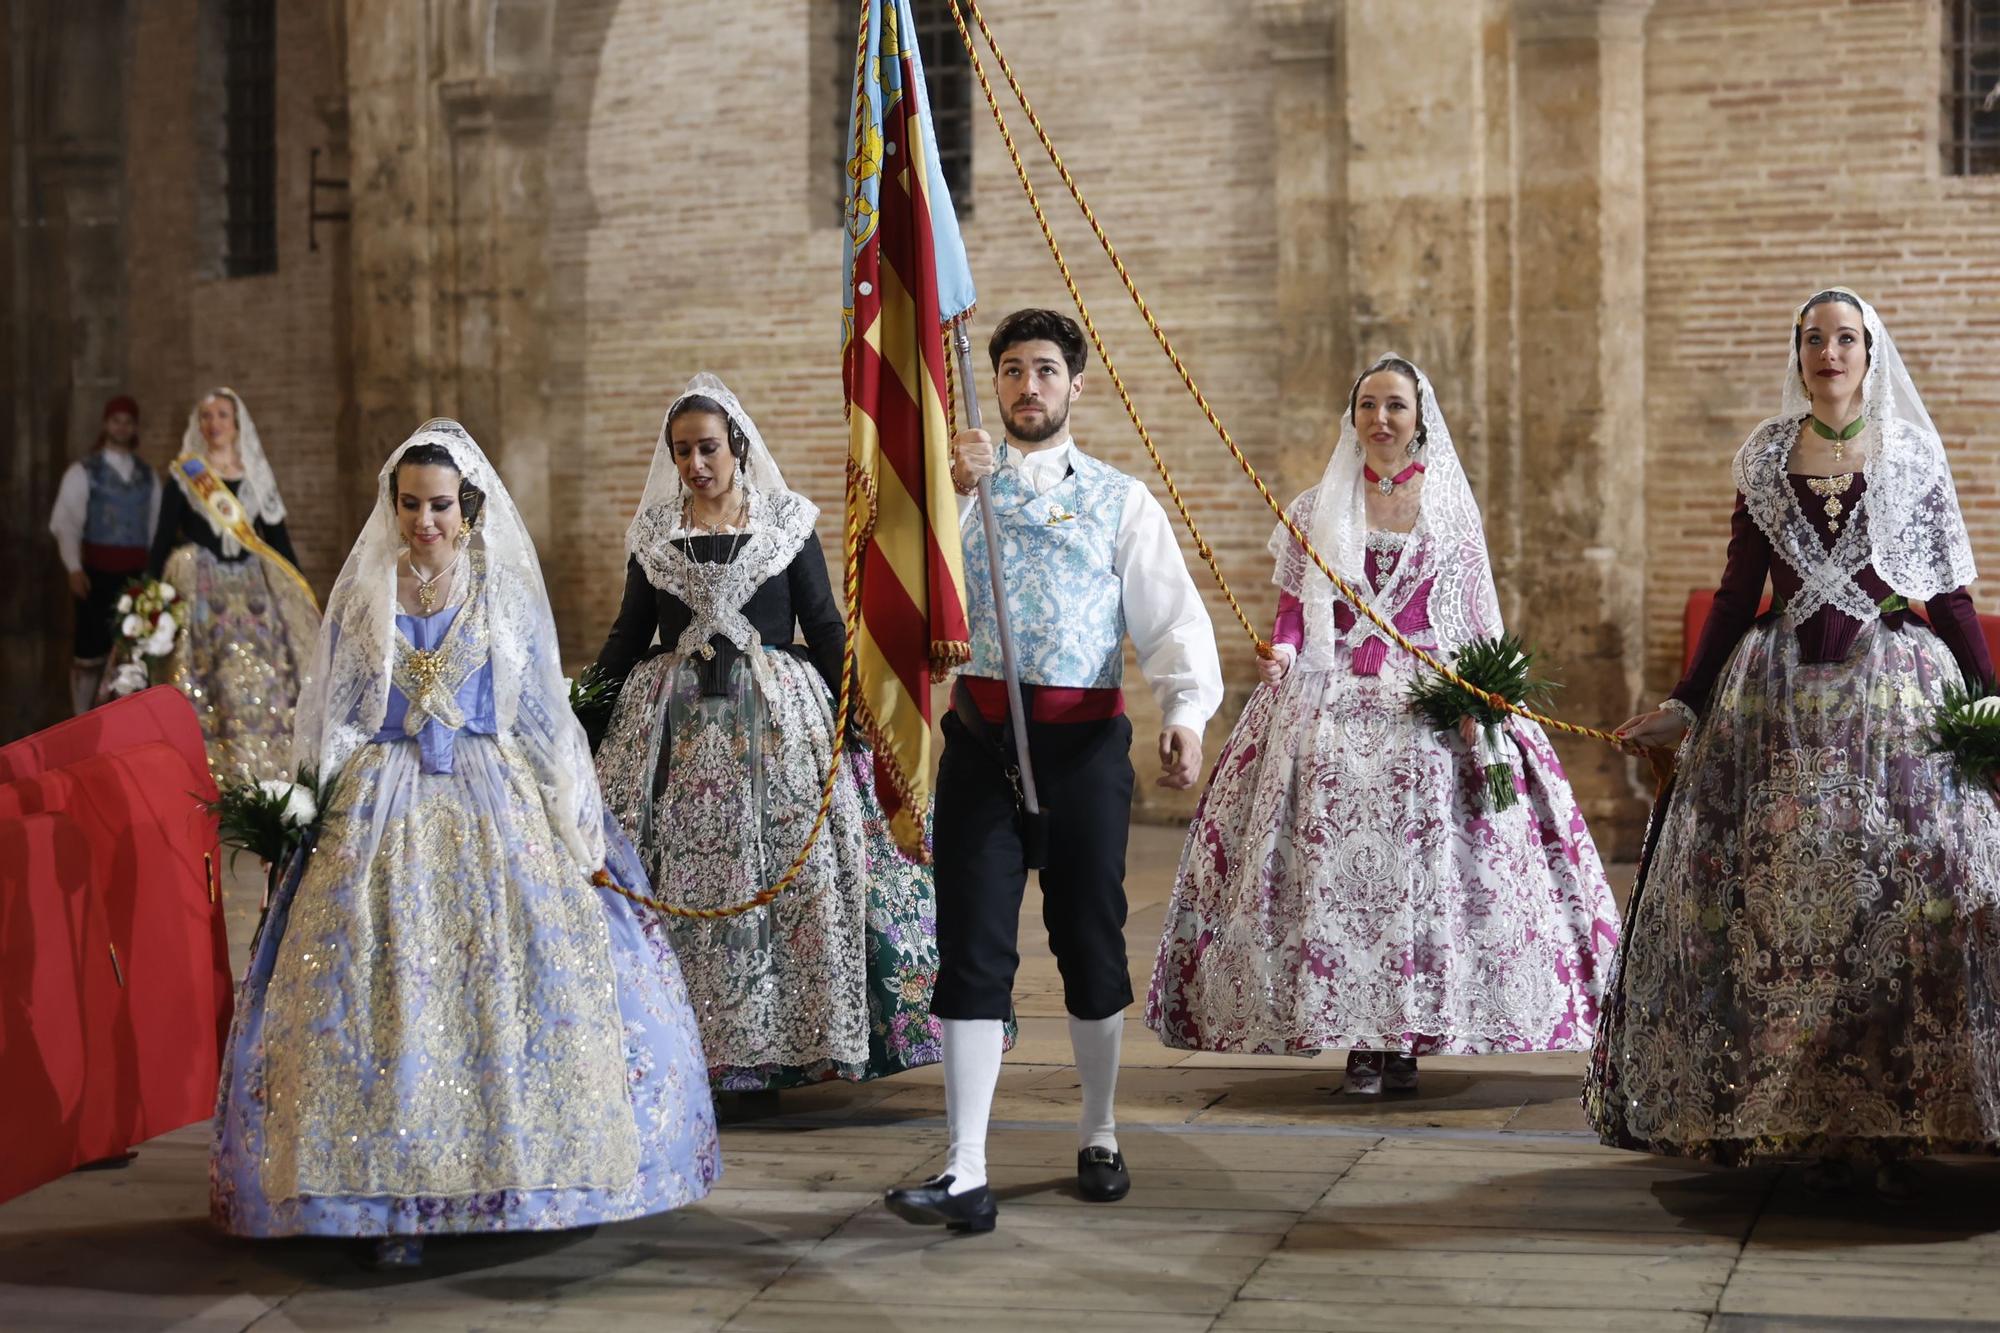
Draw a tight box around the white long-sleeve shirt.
[47,449,162,573]
[959,436,1224,737]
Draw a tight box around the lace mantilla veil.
[624,372,816,585]
[175,387,288,556]
[1269,356,1502,673]
[292,418,607,868]
[1731,288,1975,624]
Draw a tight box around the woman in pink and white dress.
[1146,355,1621,1093]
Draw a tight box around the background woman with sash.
[149,388,318,781]
[1595,290,2000,1196]
[590,373,944,1091]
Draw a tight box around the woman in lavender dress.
[1147,355,1620,1093]
[210,420,720,1266]
[1593,290,2000,1194]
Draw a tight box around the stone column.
[342,0,557,545]
[1510,0,1652,853]
[1255,0,1346,498]
[343,0,439,479]
[437,71,555,544]
[1338,0,1495,496]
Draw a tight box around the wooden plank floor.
[6,827,2000,1331]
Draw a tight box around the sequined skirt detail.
[162,545,318,783]
[210,734,721,1236]
[1586,618,2000,1164]
[1146,655,1620,1056]
[597,649,942,1088]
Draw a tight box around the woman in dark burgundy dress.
[1588,289,2000,1195]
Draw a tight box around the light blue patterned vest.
[963,443,1128,688]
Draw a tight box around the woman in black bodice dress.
[591,373,945,1092]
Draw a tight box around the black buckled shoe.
[1384,1052,1419,1094]
[1076,1147,1130,1202]
[884,1174,998,1233]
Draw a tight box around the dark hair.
[667,394,750,465]
[1794,289,1873,365]
[987,308,1088,377]
[393,442,486,529]
[1347,355,1427,450]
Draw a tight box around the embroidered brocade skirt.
[210,734,721,1237]
[162,545,318,783]
[1586,617,2000,1164]
[595,648,944,1089]
[1146,655,1621,1056]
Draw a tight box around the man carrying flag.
[885,313,1222,1233]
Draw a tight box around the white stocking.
[940,1017,1004,1194]
[1068,1012,1122,1153]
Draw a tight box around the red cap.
[102,395,139,420]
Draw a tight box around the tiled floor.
[6,828,2000,1331]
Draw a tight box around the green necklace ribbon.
[1808,413,1867,442]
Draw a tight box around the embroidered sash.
[172,454,318,609]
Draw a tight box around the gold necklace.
[1804,472,1855,535]
[406,550,462,614]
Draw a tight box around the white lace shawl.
[173,388,287,557]
[292,419,607,868]
[624,371,794,560]
[1270,357,1503,673]
[1731,289,1975,625]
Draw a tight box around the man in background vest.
[886,308,1223,1234]
[48,395,158,714]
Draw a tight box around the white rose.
[153,609,177,633]
[116,594,134,614]
[157,582,177,602]
[121,614,147,638]
[109,662,149,696]
[255,779,317,828]
[1973,695,2000,720]
[144,626,177,658]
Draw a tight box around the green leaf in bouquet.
[1406,632,1560,732]
[567,664,619,723]
[1929,678,2000,786]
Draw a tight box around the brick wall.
[546,0,1282,815]
[1645,0,2000,697]
[123,0,345,596]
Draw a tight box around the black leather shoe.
[1076,1147,1130,1202]
[884,1174,998,1233]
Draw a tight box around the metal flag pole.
[952,319,1042,822]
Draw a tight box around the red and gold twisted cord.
[948,0,1623,750]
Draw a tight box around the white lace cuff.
[1658,697,1698,733]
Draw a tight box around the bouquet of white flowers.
[105,577,182,697]
[1929,683,2000,788]
[205,766,327,872]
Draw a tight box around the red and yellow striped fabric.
[842,0,975,859]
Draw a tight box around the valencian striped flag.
[842,0,977,859]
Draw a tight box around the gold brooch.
[1045,508,1076,526]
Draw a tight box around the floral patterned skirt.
[162,545,318,783]
[1146,657,1620,1056]
[1586,617,2000,1165]
[210,735,721,1237]
[596,649,943,1089]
